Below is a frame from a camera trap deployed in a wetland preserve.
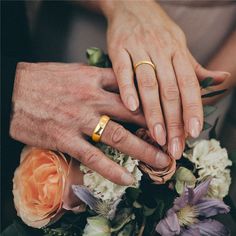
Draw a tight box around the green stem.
[110,215,133,232]
[137,217,146,236]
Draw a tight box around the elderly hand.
[100,0,229,159]
[10,62,171,185]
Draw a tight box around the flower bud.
[83,216,111,236]
[174,167,196,194]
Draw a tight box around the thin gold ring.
[92,115,110,142]
[134,60,156,71]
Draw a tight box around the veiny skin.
[10,62,172,186]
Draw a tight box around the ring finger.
[130,50,166,146]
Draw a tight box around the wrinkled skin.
[10,62,172,185]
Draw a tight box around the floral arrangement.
[3,48,236,236]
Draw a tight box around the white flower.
[80,143,142,202]
[83,216,111,236]
[207,169,231,200]
[183,139,232,199]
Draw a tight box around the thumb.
[188,51,231,85]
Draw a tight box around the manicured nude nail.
[169,137,182,159]
[189,117,201,138]
[127,95,138,111]
[121,172,134,185]
[154,124,166,146]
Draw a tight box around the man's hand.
[10,62,171,185]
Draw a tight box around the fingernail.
[220,71,231,78]
[169,137,182,159]
[189,117,201,138]
[121,172,134,185]
[156,151,170,169]
[154,124,166,146]
[127,95,138,111]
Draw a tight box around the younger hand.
[102,0,229,159]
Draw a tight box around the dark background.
[1,1,31,230]
[1,0,236,233]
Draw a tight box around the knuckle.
[56,132,73,153]
[119,80,133,91]
[115,64,131,77]
[77,87,103,104]
[148,107,162,120]
[181,77,199,89]
[83,149,100,166]
[104,165,117,179]
[111,125,128,144]
[168,121,184,130]
[175,28,186,43]
[9,119,17,140]
[185,102,200,112]
[140,77,157,88]
[16,62,31,70]
[162,85,180,101]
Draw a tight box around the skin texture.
[10,62,172,186]
[95,0,230,159]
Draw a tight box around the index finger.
[82,119,171,169]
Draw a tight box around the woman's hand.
[10,62,171,185]
[100,0,229,159]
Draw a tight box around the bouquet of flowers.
[3,48,236,236]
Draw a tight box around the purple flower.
[156,179,230,236]
[72,185,120,220]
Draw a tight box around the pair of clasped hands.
[10,1,229,186]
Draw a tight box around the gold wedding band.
[92,115,110,142]
[134,60,156,71]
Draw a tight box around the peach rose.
[13,146,84,228]
[136,128,176,184]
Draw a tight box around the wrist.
[99,0,156,22]
[98,0,120,21]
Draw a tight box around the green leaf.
[224,195,236,222]
[229,150,236,165]
[143,205,156,217]
[125,187,142,202]
[117,222,136,236]
[203,105,216,117]
[209,117,219,139]
[133,201,142,209]
[202,89,227,98]
[111,209,133,233]
[153,199,165,220]
[200,77,214,88]
[86,47,112,68]
[203,122,212,130]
